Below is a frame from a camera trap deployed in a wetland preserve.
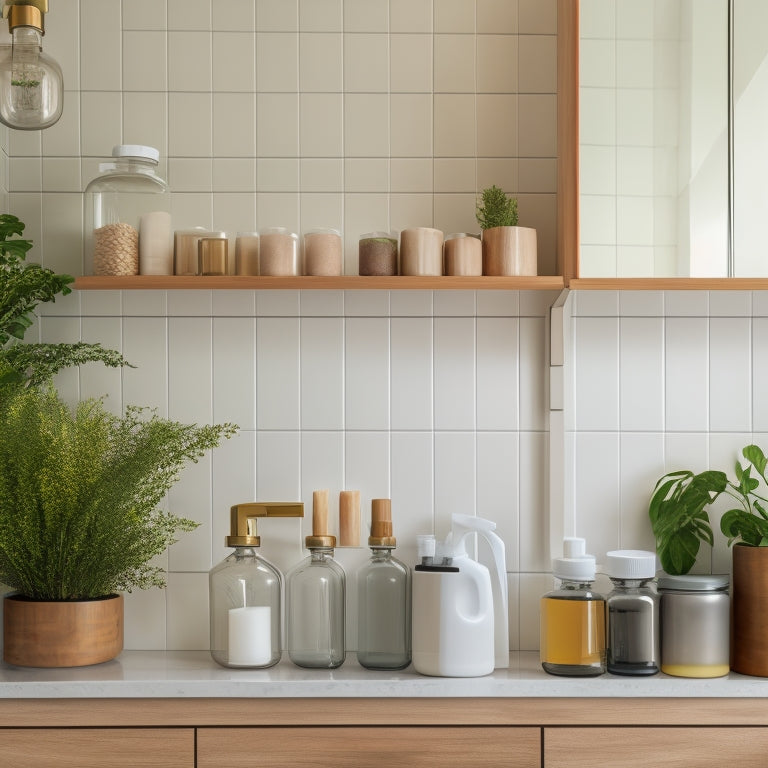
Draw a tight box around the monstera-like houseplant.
[475,185,537,276]
[649,444,768,675]
[0,213,237,667]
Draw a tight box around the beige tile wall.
[3,0,557,278]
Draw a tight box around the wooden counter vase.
[3,593,123,668]
[481,226,537,276]
[731,544,768,676]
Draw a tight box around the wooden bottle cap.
[306,489,335,548]
[339,490,360,547]
[369,498,396,547]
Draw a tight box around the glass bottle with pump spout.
[209,502,304,669]
[357,499,411,670]
[286,490,346,669]
[540,537,606,677]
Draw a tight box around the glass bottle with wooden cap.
[209,501,304,669]
[357,499,412,670]
[286,489,346,668]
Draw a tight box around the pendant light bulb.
[0,2,62,130]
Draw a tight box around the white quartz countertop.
[2,651,768,698]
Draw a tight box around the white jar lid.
[112,145,160,162]
[446,232,481,240]
[305,227,341,237]
[605,550,657,579]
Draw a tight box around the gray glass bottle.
[286,492,346,670]
[357,499,411,670]
[605,550,659,676]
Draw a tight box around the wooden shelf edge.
[569,277,768,291]
[73,275,566,291]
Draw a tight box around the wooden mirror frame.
[557,0,768,290]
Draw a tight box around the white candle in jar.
[228,606,272,666]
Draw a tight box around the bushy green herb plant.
[475,185,519,230]
[0,213,128,387]
[649,444,768,575]
[0,385,237,600]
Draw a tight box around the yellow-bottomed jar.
[658,574,730,678]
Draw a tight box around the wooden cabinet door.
[545,727,768,767]
[198,726,540,768]
[0,728,194,768]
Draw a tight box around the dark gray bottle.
[605,550,659,676]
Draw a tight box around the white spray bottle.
[411,513,509,677]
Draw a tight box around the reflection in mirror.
[579,0,729,277]
[733,0,768,276]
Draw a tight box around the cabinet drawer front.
[546,727,768,767]
[1,728,194,768]
[198,726,540,768]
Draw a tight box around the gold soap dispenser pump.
[209,502,303,669]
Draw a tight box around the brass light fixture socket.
[226,502,304,547]
[305,534,336,549]
[7,4,43,32]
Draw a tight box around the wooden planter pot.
[731,544,768,676]
[3,593,123,668]
[481,226,537,276]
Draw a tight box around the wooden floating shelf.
[570,277,768,290]
[74,275,566,291]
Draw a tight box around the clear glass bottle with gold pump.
[357,499,411,670]
[209,502,304,669]
[286,490,346,669]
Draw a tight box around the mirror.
[578,0,766,278]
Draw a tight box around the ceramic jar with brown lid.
[444,233,482,275]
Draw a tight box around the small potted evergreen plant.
[649,444,768,676]
[0,214,237,667]
[475,185,537,276]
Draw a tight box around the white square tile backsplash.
[13,1,762,660]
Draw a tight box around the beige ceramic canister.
[259,227,299,276]
[304,227,343,276]
[400,227,444,276]
[444,233,482,276]
[235,232,260,276]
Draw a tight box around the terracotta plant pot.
[731,543,768,676]
[482,226,537,276]
[3,593,123,668]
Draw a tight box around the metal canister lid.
[657,573,730,592]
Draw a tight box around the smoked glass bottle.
[605,550,659,676]
[540,537,606,677]
[357,499,411,670]
[209,502,304,669]
[286,490,346,669]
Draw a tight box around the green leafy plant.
[648,469,726,575]
[649,444,768,575]
[0,384,237,600]
[720,445,768,547]
[475,185,519,230]
[0,213,128,387]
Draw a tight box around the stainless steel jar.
[658,574,730,678]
